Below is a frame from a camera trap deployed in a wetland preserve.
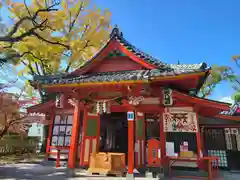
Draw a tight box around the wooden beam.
[118,43,156,69]
[214,115,240,121]
[42,80,148,89]
[45,109,54,160]
[201,124,240,128]
[127,110,135,177]
[27,100,55,113]
[173,90,230,111]
[80,108,88,166]
[159,108,166,162]
[151,72,206,81]
[111,104,164,113]
[70,39,117,75]
[194,106,202,158]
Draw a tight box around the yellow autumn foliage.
[0,0,111,77]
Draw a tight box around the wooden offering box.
[88,152,126,176]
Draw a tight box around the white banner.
[163,112,198,133]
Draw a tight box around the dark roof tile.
[33,67,207,86]
[220,102,240,116]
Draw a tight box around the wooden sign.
[162,88,173,106]
[55,93,64,108]
[163,112,198,133]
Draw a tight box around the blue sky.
[93,0,240,103]
[1,0,240,103]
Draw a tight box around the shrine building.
[28,27,240,179]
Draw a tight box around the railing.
[166,156,219,180]
[47,146,70,168]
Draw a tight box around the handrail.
[56,149,61,168]
[166,156,219,180]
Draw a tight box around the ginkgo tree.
[0,0,111,151]
[0,0,111,98]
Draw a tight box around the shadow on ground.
[0,164,68,180]
[1,163,240,180]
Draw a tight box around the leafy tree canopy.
[231,56,240,102]
[198,64,235,98]
[0,0,111,98]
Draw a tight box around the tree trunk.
[0,125,9,139]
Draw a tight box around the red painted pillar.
[196,114,202,158]
[79,108,87,167]
[68,100,81,171]
[56,149,61,168]
[159,109,166,161]
[45,109,54,159]
[127,111,135,179]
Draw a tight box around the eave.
[173,90,230,111]
[31,69,208,91]
[42,80,148,89]
[69,27,160,76]
[27,100,55,113]
[214,114,240,121]
[150,72,207,81]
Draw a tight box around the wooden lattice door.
[80,112,100,166]
[135,112,145,168]
[204,128,228,168]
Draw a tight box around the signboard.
[127,111,134,121]
[163,112,198,133]
[166,142,175,156]
[162,88,173,106]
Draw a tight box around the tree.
[0,91,46,138]
[0,0,111,74]
[0,64,45,138]
[231,56,240,102]
[198,64,235,98]
[0,0,111,151]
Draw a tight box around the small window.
[51,115,72,146]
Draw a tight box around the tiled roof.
[33,67,207,85]
[31,26,210,87]
[169,63,208,70]
[110,27,209,70]
[220,102,240,116]
[114,32,167,69]
[72,26,209,73]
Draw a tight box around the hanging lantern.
[96,101,100,114]
[162,88,173,106]
[107,101,111,114]
[55,93,64,108]
[55,94,60,108]
[95,100,111,114]
[103,100,107,113]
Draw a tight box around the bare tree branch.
[32,31,70,49]
[69,2,84,33]
[0,1,69,49]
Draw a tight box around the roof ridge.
[65,26,208,77]
[112,27,169,69]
